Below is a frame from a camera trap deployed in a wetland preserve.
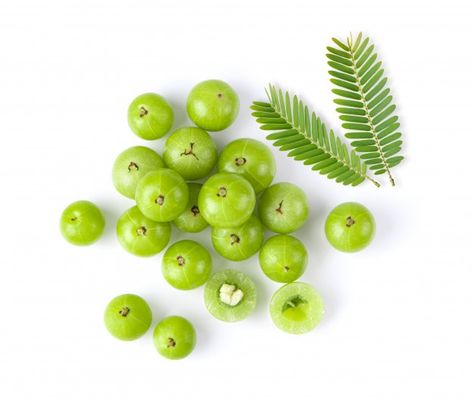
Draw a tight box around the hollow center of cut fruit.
[282,296,308,322]
[191,205,200,216]
[219,283,244,306]
[128,161,139,172]
[275,200,284,214]
[217,187,227,197]
[346,216,356,227]
[177,256,185,266]
[180,143,199,160]
[139,106,148,117]
[136,226,147,236]
[230,234,240,245]
[167,337,176,348]
[235,157,246,166]
[155,195,165,205]
[119,307,130,317]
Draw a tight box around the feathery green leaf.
[251,85,381,187]
[328,33,404,186]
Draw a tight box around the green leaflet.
[250,85,380,188]
[327,33,404,186]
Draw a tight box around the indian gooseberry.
[103,294,152,341]
[153,316,196,360]
[259,235,308,283]
[198,172,256,228]
[112,146,164,199]
[60,200,105,246]
[218,138,276,193]
[269,282,324,334]
[204,269,257,322]
[127,93,174,140]
[173,183,209,233]
[163,127,218,180]
[211,215,264,261]
[135,169,189,222]
[258,182,309,233]
[325,202,376,252]
[116,206,171,257]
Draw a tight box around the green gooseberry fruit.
[104,294,152,341]
[173,183,209,233]
[325,202,376,252]
[198,172,255,228]
[60,200,105,246]
[163,127,217,180]
[128,93,174,140]
[258,182,309,233]
[211,215,264,261]
[218,138,276,193]
[259,235,308,283]
[116,206,171,257]
[135,169,189,222]
[112,146,165,199]
[153,316,196,360]
[161,240,212,290]
[186,79,239,131]
[270,282,324,334]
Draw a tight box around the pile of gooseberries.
[60,79,376,360]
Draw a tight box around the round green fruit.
[325,202,376,252]
[186,79,239,131]
[211,215,264,261]
[198,172,256,228]
[218,138,276,193]
[259,235,307,283]
[204,269,257,322]
[173,183,209,233]
[163,127,217,180]
[112,146,164,199]
[60,200,105,246]
[104,294,152,341]
[135,169,189,222]
[153,316,196,360]
[270,282,324,334]
[162,240,212,290]
[116,206,171,257]
[258,183,309,233]
[128,93,174,140]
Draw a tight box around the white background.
[1,0,473,398]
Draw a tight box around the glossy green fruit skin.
[211,215,264,261]
[325,202,376,252]
[163,127,218,180]
[186,80,239,131]
[259,235,307,283]
[198,172,256,228]
[60,200,105,246]
[104,294,152,341]
[270,282,324,334]
[112,146,165,199]
[135,169,189,222]
[258,183,309,233]
[204,269,257,322]
[218,138,276,193]
[173,183,208,233]
[162,240,212,290]
[116,206,171,257]
[128,93,174,140]
[153,316,196,360]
